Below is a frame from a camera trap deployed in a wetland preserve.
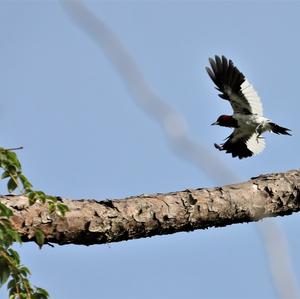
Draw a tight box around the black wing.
[206,55,263,116]
[215,128,266,159]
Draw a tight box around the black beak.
[211,121,219,126]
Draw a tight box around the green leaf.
[5,151,21,169]
[0,220,21,246]
[27,191,48,205]
[36,191,46,197]
[13,232,22,244]
[7,177,18,193]
[0,202,13,217]
[0,223,14,246]
[20,292,28,299]
[0,257,10,287]
[19,266,31,277]
[0,150,6,161]
[1,171,10,179]
[6,164,18,175]
[2,228,20,245]
[32,287,49,299]
[27,191,38,205]
[48,202,56,214]
[7,278,16,289]
[8,248,20,265]
[56,203,69,217]
[46,195,57,203]
[18,174,33,191]
[7,278,17,296]
[34,229,45,249]
[0,149,58,299]
[30,191,46,203]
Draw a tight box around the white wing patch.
[246,134,266,155]
[241,79,263,116]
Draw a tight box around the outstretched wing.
[206,55,263,116]
[215,128,266,159]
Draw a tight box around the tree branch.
[1,169,299,246]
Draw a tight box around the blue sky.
[0,1,299,298]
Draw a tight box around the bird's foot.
[255,124,263,135]
[214,143,223,151]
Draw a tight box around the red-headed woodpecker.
[206,55,291,159]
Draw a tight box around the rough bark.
[0,169,299,246]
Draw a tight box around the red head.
[211,115,238,128]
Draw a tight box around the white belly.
[234,114,270,130]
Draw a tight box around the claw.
[214,143,223,151]
[255,123,263,135]
[255,124,263,142]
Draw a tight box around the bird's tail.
[269,122,292,135]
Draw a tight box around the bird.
[206,55,291,159]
